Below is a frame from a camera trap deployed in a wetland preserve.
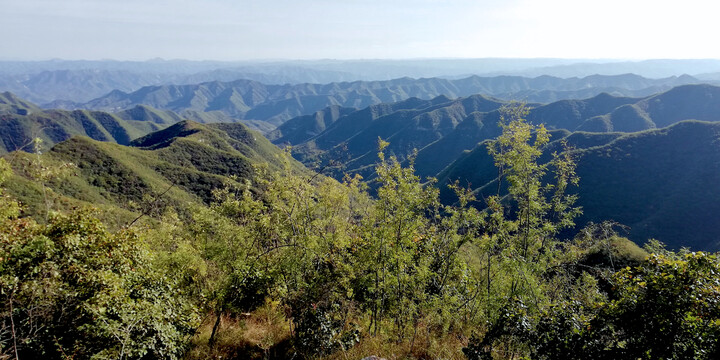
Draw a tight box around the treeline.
[2,104,719,359]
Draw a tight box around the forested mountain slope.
[288,95,505,176]
[276,84,720,180]
[266,105,356,145]
[2,120,298,223]
[436,120,720,250]
[0,94,264,155]
[0,104,175,155]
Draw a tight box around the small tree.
[354,140,480,343]
[466,103,583,358]
[482,102,581,313]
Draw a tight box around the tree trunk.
[208,311,222,346]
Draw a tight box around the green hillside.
[0,91,43,115]
[0,95,183,155]
[2,120,299,224]
[0,109,170,155]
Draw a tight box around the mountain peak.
[0,92,41,115]
[431,94,452,104]
[130,120,203,149]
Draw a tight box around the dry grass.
[185,302,471,360]
[324,320,469,360]
[184,301,292,360]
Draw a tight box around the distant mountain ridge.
[4,58,720,80]
[64,74,704,127]
[417,84,720,177]
[279,84,720,180]
[0,67,359,104]
[4,58,720,105]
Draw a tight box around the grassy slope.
[2,120,300,227]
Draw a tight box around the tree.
[481,102,581,315]
[465,103,583,358]
[172,156,368,356]
[0,159,20,221]
[353,140,480,345]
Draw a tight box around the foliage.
[599,252,720,359]
[475,103,581,323]
[3,101,720,359]
[151,145,483,357]
[354,140,480,341]
[468,252,720,360]
[0,159,20,220]
[0,167,200,359]
[294,304,360,357]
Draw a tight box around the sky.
[2,0,719,61]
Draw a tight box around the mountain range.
[280,84,720,179]
[3,80,720,250]
[0,67,361,104]
[0,91,259,155]
[4,58,720,106]
[49,74,703,127]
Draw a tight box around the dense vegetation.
[2,103,719,359]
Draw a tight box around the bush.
[464,252,720,360]
[0,209,200,359]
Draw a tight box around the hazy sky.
[3,0,718,61]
